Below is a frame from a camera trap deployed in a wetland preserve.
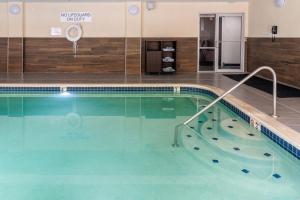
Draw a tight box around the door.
[198,15,216,72]
[198,13,244,72]
[216,14,244,72]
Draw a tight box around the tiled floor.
[1,72,300,133]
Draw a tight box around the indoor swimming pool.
[0,86,299,200]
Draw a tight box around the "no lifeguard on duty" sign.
[60,12,92,23]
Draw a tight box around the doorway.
[198,13,244,72]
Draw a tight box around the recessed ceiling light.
[275,0,286,8]
[9,4,21,15]
[128,5,139,16]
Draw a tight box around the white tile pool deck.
[1,72,300,133]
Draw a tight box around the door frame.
[197,13,245,73]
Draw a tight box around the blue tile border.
[0,87,60,93]
[261,125,300,159]
[181,87,218,98]
[67,86,174,93]
[0,85,298,160]
[0,86,173,94]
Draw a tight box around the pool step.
[188,115,275,161]
[180,129,278,179]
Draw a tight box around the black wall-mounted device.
[272,26,278,42]
[272,26,278,34]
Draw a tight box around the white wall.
[8,2,24,37]
[0,1,249,38]
[24,2,127,37]
[142,1,248,37]
[0,3,8,37]
[249,0,300,37]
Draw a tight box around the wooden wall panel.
[3,37,198,76]
[8,38,23,73]
[126,38,141,75]
[142,38,198,73]
[0,38,8,73]
[24,38,126,74]
[247,38,300,88]
[176,38,198,73]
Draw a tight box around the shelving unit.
[145,40,177,74]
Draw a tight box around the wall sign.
[50,27,62,36]
[60,12,92,23]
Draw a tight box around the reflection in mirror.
[200,16,216,48]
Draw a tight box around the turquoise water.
[0,92,299,200]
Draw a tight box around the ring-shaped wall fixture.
[275,0,286,8]
[128,5,139,15]
[9,4,21,15]
[65,24,83,42]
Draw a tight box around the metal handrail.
[173,66,278,147]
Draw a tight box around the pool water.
[0,92,299,200]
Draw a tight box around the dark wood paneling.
[5,37,197,76]
[247,38,300,88]
[146,51,162,73]
[126,38,141,75]
[176,38,198,73]
[142,38,197,73]
[8,38,23,73]
[24,38,126,74]
[0,38,8,73]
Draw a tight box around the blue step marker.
[264,153,272,157]
[273,174,281,179]
[233,147,240,151]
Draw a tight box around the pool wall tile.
[260,125,300,160]
[0,86,60,93]
[67,86,174,93]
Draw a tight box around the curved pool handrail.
[173,66,278,147]
[186,66,278,125]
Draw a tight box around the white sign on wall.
[50,27,62,36]
[60,12,92,23]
